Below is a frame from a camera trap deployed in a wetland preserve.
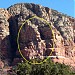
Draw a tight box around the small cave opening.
[38,28,45,40]
[39,31,45,40]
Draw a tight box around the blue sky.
[0,0,75,18]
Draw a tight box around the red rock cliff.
[0,3,75,67]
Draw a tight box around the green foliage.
[17,63,31,75]
[14,58,75,75]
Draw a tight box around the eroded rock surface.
[0,9,12,66]
[0,3,75,67]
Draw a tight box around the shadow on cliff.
[8,15,19,63]
[1,35,12,66]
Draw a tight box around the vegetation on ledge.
[8,58,75,75]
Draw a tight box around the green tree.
[14,58,75,75]
[17,63,31,75]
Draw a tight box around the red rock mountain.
[0,3,75,68]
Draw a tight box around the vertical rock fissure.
[9,16,18,63]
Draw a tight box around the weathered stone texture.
[0,9,12,66]
[0,3,75,67]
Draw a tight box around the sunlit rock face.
[0,3,75,67]
[0,9,12,66]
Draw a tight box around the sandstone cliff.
[0,3,75,68]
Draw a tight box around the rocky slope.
[0,3,75,68]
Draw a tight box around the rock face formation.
[0,3,75,67]
[0,9,12,67]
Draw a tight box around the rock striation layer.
[0,3,75,67]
